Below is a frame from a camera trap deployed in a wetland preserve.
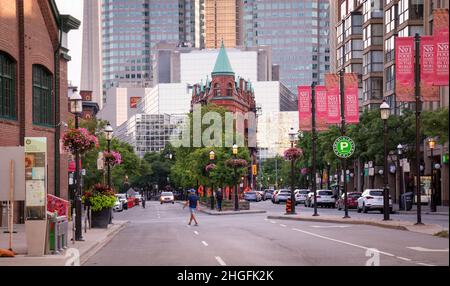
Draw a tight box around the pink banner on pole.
[435,32,449,86]
[344,73,359,124]
[298,86,312,131]
[325,73,341,124]
[420,36,440,101]
[395,37,415,102]
[315,86,328,131]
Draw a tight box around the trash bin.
[400,192,414,211]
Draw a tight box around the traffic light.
[252,164,257,175]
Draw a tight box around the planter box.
[91,208,111,229]
[201,199,249,211]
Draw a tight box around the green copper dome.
[212,41,235,76]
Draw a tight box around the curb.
[200,210,267,216]
[80,221,129,265]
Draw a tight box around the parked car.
[160,191,175,204]
[255,190,264,200]
[244,191,261,202]
[113,197,123,212]
[271,190,281,203]
[294,189,309,205]
[115,194,128,210]
[263,189,274,201]
[305,190,335,208]
[357,189,392,213]
[273,190,291,204]
[336,192,362,210]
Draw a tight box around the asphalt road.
[84,201,449,266]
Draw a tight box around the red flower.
[284,147,303,161]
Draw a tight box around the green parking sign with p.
[333,136,355,158]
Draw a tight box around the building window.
[363,24,383,49]
[363,78,383,101]
[385,36,395,62]
[227,83,233,97]
[385,6,397,34]
[32,65,53,126]
[385,65,395,92]
[0,52,16,120]
[363,51,383,74]
[214,83,221,97]
[399,0,423,25]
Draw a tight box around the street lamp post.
[414,33,423,225]
[397,144,404,208]
[105,123,113,188]
[209,150,215,210]
[428,138,436,212]
[288,127,297,214]
[233,144,239,211]
[327,162,331,190]
[70,91,84,241]
[380,100,391,221]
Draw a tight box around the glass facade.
[243,0,330,92]
[101,0,197,95]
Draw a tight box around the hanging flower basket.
[284,147,303,161]
[63,128,98,155]
[205,163,216,173]
[301,167,309,175]
[103,151,122,166]
[225,158,248,168]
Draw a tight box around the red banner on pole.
[344,73,359,124]
[435,32,449,86]
[420,36,440,101]
[315,86,328,131]
[325,73,341,124]
[395,37,415,102]
[298,86,312,131]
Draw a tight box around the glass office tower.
[244,0,331,92]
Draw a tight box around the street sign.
[333,136,355,158]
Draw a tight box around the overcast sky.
[55,0,83,87]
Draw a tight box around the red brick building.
[0,0,80,221]
[191,42,257,189]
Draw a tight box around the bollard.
[286,198,292,214]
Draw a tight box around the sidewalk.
[267,213,448,236]
[394,204,449,216]
[0,220,128,266]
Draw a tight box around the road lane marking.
[202,241,208,247]
[264,219,268,221]
[270,220,276,224]
[280,224,287,227]
[311,225,351,228]
[396,257,412,262]
[194,231,199,235]
[407,247,449,252]
[291,228,395,257]
[417,262,435,266]
[215,256,226,266]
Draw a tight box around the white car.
[113,198,123,212]
[160,191,175,204]
[305,190,335,208]
[357,189,392,213]
[115,194,128,210]
[294,189,309,205]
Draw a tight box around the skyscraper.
[243,0,331,92]
[80,0,103,109]
[205,0,244,48]
[101,0,152,94]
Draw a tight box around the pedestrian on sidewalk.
[183,189,199,226]
[142,196,146,208]
[216,188,223,211]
